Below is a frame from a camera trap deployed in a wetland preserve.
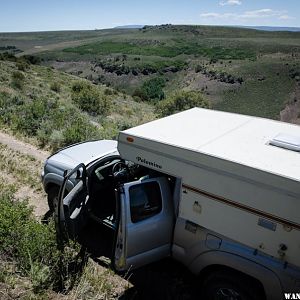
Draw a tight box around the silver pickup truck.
[41,140,299,300]
[42,108,300,300]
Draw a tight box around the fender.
[189,250,282,300]
[43,173,74,193]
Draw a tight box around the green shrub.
[156,90,210,117]
[0,184,59,290]
[16,60,29,71]
[11,71,25,89]
[50,82,61,93]
[35,105,103,150]
[195,64,204,73]
[23,55,41,65]
[48,130,65,150]
[0,91,103,150]
[0,52,17,62]
[133,95,141,102]
[133,77,165,101]
[71,81,111,115]
[0,183,85,293]
[63,116,101,146]
[71,80,87,93]
[104,88,113,95]
[13,98,54,135]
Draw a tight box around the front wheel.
[47,185,60,212]
[201,270,263,300]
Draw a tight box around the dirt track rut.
[0,131,50,217]
[0,131,49,161]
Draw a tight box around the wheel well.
[198,264,266,300]
[45,182,60,194]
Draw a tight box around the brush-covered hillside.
[1,25,299,122]
[0,55,156,151]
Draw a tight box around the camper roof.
[121,108,300,182]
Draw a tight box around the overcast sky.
[0,0,299,32]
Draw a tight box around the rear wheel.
[47,185,60,212]
[201,270,263,300]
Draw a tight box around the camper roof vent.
[270,133,300,152]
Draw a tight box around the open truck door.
[55,163,89,245]
[114,177,174,271]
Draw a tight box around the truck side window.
[129,181,162,223]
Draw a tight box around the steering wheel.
[112,161,130,181]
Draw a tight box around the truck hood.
[47,140,118,169]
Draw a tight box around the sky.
[0,0,299,32]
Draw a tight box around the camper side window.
[129,181,162,223]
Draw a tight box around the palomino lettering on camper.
[136,156,162,169]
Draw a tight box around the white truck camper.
[43,108,300,300]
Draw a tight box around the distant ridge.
[114,25,144,29]
[237,25,300,32]
[114,25,300,32]
[114,24,300,32]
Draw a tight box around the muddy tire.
[201,270,263,300]
[47,185,60,212]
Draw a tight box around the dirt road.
[0,131,49,161]
[0,131,50,217]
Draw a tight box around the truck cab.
[50,146,176,272]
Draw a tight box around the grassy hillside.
[215,59,296,118]
[0,57,155,151]
[2,25,298,120]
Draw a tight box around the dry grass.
[70,261,131,300]
[0,259,130,300]
[0,143,47,216]
[0,144,43,191]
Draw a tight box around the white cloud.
[200,12,236,19]
[200,13,221,18]
[200,8,294,22]
[278,15,295,20]
[242,9,282,19]
[219,0,242,6]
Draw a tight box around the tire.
[47,185,60,212]
[201,270,263,300]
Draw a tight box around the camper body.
[42,108,300,300]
